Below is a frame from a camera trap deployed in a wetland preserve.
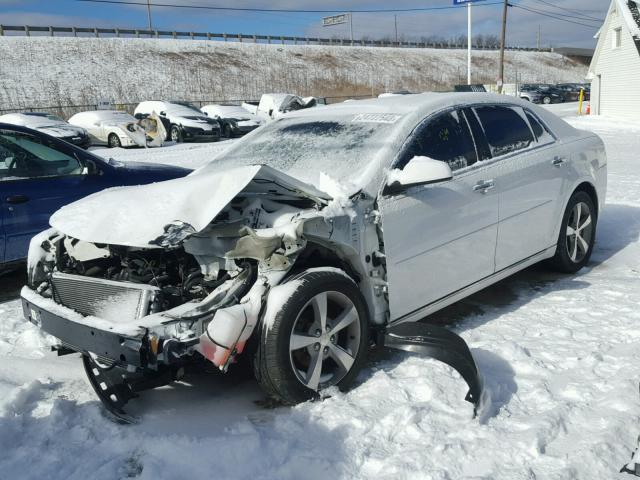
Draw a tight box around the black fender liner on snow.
[384,322,484,414]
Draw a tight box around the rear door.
[0,128,104,262]
[472,106,567,270]
[379,109,500,321]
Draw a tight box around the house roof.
[627,0,640,54]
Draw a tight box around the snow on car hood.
[37,124,86,138]
[49,165,331,248]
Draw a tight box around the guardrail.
[0,25,551,52]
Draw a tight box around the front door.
[0,128,98,262]
[379,109,500,322]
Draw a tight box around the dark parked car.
[519,85,565,104]
[0,123,190,269]
[200,104,263,138]
[556,83,591,101]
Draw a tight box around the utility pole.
[394,14,398,44]
[349,12,354,44]
[146,0,153,30]
[537,24,541,50]
[498,0,508,93]
[467,2,472,85]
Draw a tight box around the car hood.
[49,164,332,248]
[107,158,191,177]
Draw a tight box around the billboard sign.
[322,14,349,27]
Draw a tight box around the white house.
[588,0,640,118]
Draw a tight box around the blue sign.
[453,0,486,4]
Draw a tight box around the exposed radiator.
[51,272,159,322]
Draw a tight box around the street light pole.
[498,0,508,93]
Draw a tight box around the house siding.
[590,1,640,119]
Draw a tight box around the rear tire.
[547,191,596,273]
[223,124,232,138]
[543,96,552,105]
[253,269,369,405]
[107,133,121,148]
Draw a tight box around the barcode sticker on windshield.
[352,113,402,124]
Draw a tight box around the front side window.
[0,130,83,181]
[398,110,477,172]
[474,106,535,157]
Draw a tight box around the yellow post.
[578,88,584,115]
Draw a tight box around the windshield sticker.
[351,113,402,124]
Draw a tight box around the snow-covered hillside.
[0,107,639,479]
[0,36,588,114]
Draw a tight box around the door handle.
[473,180,495,193]
[6,194,30,204]
[552,156,566,167]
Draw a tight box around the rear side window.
[474,106,535,157]
[398,110,477,171]
[525,110,554,146]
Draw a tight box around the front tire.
[543,96,552,105]
[223,124,232,138]
[170,125,182,143]
[254,269,369,405]
[548,191,596,273]
[107,133,121,148]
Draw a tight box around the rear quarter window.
[525,110,554,146]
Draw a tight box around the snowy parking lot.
[1,107,639,479]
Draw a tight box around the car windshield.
[26,113,64,122]
[166,103,203,117]
[200,114,400,187]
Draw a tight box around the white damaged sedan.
[22,93,606,420]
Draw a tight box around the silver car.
[22,93,607,419]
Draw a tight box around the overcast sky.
[0,0,609,48]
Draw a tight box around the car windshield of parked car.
[203,114,399,186]
[0,130,83,180]
[166,103,204,117]
[26,113,64,122]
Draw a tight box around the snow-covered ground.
[1,109,639,479]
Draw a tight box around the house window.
[613,27,622,48]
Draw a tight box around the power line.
[515,4,602,25]
[75,0,504,14]
[526,0,604,22]
[511,4,600,29]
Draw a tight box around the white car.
[23,93,606,420]
[0,112,90,148]
[200,104,263,138]
[68,110,165,148]
[134,101,221,143]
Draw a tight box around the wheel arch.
[573,181,599,218]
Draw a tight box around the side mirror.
[134,113,145,120]
[159,111,166,117]
[384,157,452,195]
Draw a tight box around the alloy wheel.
[288,291,361,391]
[566,201,593,263]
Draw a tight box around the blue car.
[0,123,190,269]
